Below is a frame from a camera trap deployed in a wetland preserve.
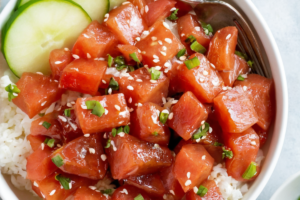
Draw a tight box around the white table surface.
[0,0,299,199]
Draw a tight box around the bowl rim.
[0,0,288,200]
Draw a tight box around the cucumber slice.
[110,0,126,10]
[17,0,109,22]
[2,0,91,78]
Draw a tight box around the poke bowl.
[0,0,288,200]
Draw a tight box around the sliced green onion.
[105,139,111,148]
[117,127,123,134]
[128,65,135,72]
[85,100,105,117]
[109,77,119,91]
[235,51,247,60]
[116,65,128,71]
[247,60,254,68]
[42,121,51,129]
[222,147,233,159]
[38,113,45,117]
[237,75,245,81]
[64,109,72,117]
[176,48,186,59]
[52,155,64,167]
[193,122,210,139]
[214,142,224,147]
[55,174,71,190]
[184,56,200,70]
[167,9,179,21]
[190,41,206,54]
[44,138,50,144]
[201,22,213,35]
[114,56,125,66]
[124,125,130,134]
[242,162,257,180]
[159,111,169,124]
[129,52,140,63]
[134,194,144,200]
[149,67,161,80]
[108,54,113,67]
[5,84,20,101]
[152,131,158,136]
[112,128,117,137]
[101,189,113,195]
[47,139,55,148]
[185,35,196,44]
[197,185,208,197]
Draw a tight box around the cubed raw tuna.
[27,135,47,151]
[105,134,173,179]
[252,124,268,147]
[12,72,64,118]
[168,92,208,140]
[75,94,130,134]
[164,59,185,95]
[213,86,258,133]
[178,53,224,103]
[130,102,170,146]
[49,49,73,80]
[105,3,148,45]
[207,26,238,71]
[117,44,143,63]
[173,144,214,192]
[185,180,223,200]
[111,185,152,200]
[234,74,275,131]
[119,67,169,107]
[135,20,184,66]
[74,186,110,200]
[59,59,107,95]
[128,0,147,19]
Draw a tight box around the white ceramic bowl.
[0,0,288,199]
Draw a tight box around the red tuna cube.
[105,134,173,179]
[185,180,223,200]
[164,59,185,95]
[223,128,260,181]
[74,186,110,200]
[30,112,62,140]
[26,146,58,181]
[219,55,249,87]
[252,124,268,147]
[72,21,119,59]
[12,72,64,118]
[213,86,258,133]
[111,185,152,200]
[105,3,148,45]
[130,102,170,146]
[167,92,208,141]
[135,20,184,67]
[128,0,147,19]
[173,144,214,192]
[177,14,212,54]
[144,0,176,27]
[32,171,97,200]
[124,173,166,198]
[207,26,238,71]
[27,135,47,151]
[117,44,143,63]
[178,53,224,103]
[234,74,275,131]
[75,94,130,134]
[119,67,169,107]
[59,59,107,95]
[49,49,73,80]
[51,133,107,180]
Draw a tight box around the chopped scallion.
[52,155,64,167]
[116,65,128,71]
[105,139,111,148]
[167,9,179,21]
[159,112,169,124]
[5,84,20,101]
[152,131,158,136]
[55,174,71,190]
[38,113,45,117]
[247,60,254,68]
[235,51,247,60]
[242,162,257,180]
[112,128,117,137]
[109,77,119,91]
[124,125,130,134]
[117,127,123,134]
[129,52,140,63]
[222,147,233,159]
[149,67,161,80]
[64,108,71,117]
[190,41,206,54]
[184,56,200,70]
[108,54,113,67]
[193,122,210,139]
[214,142,224,147]
[114,56,125,66]
[185,35,196,44]
[42,121,51,129]
[44,138,50,144]
[47,139,55,148]
[134,194,144,200]
[176,48,186,59]
[201,22,213,35]
[101,189,113,195]
[85,100,105,117]
[237,75,245,81]
[197,185,208,197]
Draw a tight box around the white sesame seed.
[163,22,170,29]
[210,63,216,69]
[153,55,159,59]
[115,105,121,111]
[150,80,157,83]
[212,80,219,86]
[164,62,171,68]
[54,80,58,83]
[163,194,167,199]
[89,148,95,154]
[138,49,141,53]
[122,1,130,5]
[84,134,90,137]
[226,34,232,40]
[153,59,160,63]
[105,109,108,115]
[83,34,90,38]
[73,54,80,59]
[187,172,191,179]
[154,66,161,70]
[69,182,72,189]
[170,7,176,11]
[55,61,62,64]
[165,38,172,43]
[203,70,209,75]
[195,26,201,31]
[41,101,47,106]
[104,13,109,18]
[251,141,256,146]
[67,102,72,107]
[151,36,157,41]
[241,74,248,78]
[118,132,125,137]
[172,100,178,104]
[101,154,107,161]
[120,189,128,194]
[145,5,149,13]
[170,190,175,195]
[168,112,174,120]
[136,37,141,41]
[158,40,163,45]
[136,79,143,82]
[49,190,56,196]
[179,56,186,61]
[57,144,62,148]
[128,76,134,80]
[36,72,43,75]
[111,140,117,151]
[243,86,248,91]
[64,48,69,51]
[160,51,167,56]
[209,127,213,133]
[141,30,150,38]
[181,33,185,37]
[102,80,107,84]
[58,115,67,122]
[223,87,228,91]
[162,109,169,114]
[202,155,206,160]
[33,181,39,187]
[193,186,198,193]
[87,53,91,59]
[154,144,160,148]
[41,143,45,150]
[128,97,132,103]
[137,103,143,107]
[185,180,192,186]
[127,85,134,90]
[89,186,97,190]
